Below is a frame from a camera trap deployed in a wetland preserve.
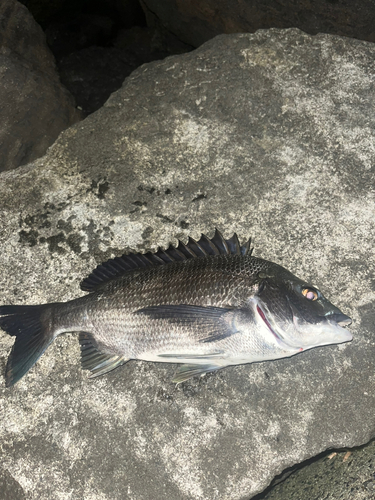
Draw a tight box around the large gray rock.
[260,441,375,499]
[0,29,374,500]
[0,0,82,172]
[141,0,375,47]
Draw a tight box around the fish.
[0,229,352,387]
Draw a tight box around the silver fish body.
[0,230,352,386]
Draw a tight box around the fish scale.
[0,229,352,386]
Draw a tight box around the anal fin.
[79,332,128,378]
[172,363,221,384]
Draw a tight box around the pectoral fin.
[172,363,221,383]
[135,304,237,343]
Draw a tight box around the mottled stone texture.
[0,29,374,500]
[0,0,82,172]
[141,0,375,47]
[260,441,375,500]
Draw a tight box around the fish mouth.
[324,312,352,327]
[287,300,353,346]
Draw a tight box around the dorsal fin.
[80,229,253,292]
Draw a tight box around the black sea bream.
[0,230,352,386]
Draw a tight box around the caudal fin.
[0,304,55,386]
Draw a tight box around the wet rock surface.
[0,0,82,172]
[0,29,374,500]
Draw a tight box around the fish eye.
[302,288,318,301]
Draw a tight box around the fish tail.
[0,304,57,387]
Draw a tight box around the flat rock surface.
[0,29,374,500]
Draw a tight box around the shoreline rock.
[0,29,374,499]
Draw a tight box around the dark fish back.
[81,229,253,292]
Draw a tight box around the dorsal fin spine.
[188,237,208,257]
[149,254,165,264]
[157,249,175,263]
[177,241,197,258]
[167,246,186,260]
[80,230,254,292]
[211,229,228,254]
[241,238,253,256]
[199,234,220,255]
[227,233,241,255]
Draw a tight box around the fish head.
[254,263,352,351]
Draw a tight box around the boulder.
[0,0,82,172]
[259,441,375,499]
[0,29,374,499]
[140,0,375,47]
